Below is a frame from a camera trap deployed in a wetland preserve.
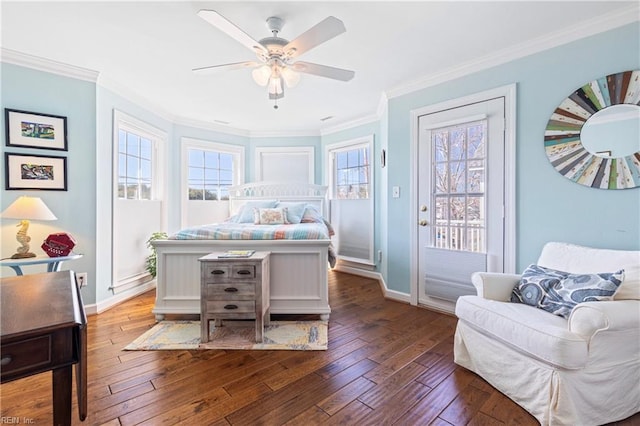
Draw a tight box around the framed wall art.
[5,153,68,191]
[5,108,68,151]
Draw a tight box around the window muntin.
[335,146,370,199]
[432,120,486,252]
[118,129,153,200]
[187,149,234,200]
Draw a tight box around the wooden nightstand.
[198,252,270,343]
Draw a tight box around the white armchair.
[454,242,640,425]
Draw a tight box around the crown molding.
[320,111,381,136]
[386,4,640,99]
[1,48,99,82]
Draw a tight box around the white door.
[417,97,505,306]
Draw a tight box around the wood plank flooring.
[1,270,639,425]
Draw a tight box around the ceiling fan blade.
[284,16,346,58]
[291,62,355,81]
[198,10,267,55]
[192,61,259,74]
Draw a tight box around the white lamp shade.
[252,65,271,86]
[281,67,300,88]
[1,196,57,221]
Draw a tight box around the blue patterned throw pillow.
[511,264,624,318]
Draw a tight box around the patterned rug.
[124,320,328,351]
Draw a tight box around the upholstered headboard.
[228,182,328,217]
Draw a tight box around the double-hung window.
[188,150,234,201]
[118,129,154,200]
[181,138,244,227]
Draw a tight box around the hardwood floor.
[1,270,638,425]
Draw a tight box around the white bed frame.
[152,182,331,321]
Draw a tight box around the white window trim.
[254,146,315,183]
[180,137,245,229]
[113,110,167,202]
[325,134,375,265]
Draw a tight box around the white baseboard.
[332,265,411,304]
[84,280,156,315]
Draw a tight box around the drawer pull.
[236,270,252,275]
[1,355,12,366]
[211,270,225,275]
[224,304,238,310]
[224,287,238,293]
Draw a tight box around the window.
[180,138,244,228]
[432,120,486,252]
[118,129,153,199]
[326,135,375,265]
[334,145,370,199]
[188,149,234,200]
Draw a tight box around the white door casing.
[409,84,516,313]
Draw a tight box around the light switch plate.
[392,186,400,198]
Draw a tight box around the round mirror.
[580,104,640,158]
[544,69,640,190]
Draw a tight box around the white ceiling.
[1,1,637,135]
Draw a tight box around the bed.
[151,182,333,321]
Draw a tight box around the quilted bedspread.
[170,222,332,240]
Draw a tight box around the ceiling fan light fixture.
[252,65,271,86]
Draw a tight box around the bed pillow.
[275,202,307,224]
[235,200,278,223]
[300,205,324,223]
[254,207,289,225]
[510,264,624,319]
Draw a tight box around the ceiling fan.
[193,10,355,109]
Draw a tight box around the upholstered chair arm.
[470,272,521,301]
[568,300,640,340]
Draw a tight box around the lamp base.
[11,252,36,259]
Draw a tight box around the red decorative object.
[42,233,76,257]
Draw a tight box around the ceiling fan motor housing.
[266,16,284,34]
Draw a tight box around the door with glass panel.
[418,98,505,304]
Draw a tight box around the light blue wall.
[385,23,640,294]
[0,63,98,303]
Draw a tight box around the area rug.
[124,320,328,351]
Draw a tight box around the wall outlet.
[76,272,88,288]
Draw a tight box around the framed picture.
[5,153,67,191]
[5,108,68,151]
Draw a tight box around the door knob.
[419,219,428,226]
[420,205,428,212]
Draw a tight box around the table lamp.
[1,196,57,258]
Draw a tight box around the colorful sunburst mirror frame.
[544,70,640,189]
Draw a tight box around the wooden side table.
[199,252,270,343]
[1,270,87,424]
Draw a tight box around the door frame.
[409,84,517,308]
